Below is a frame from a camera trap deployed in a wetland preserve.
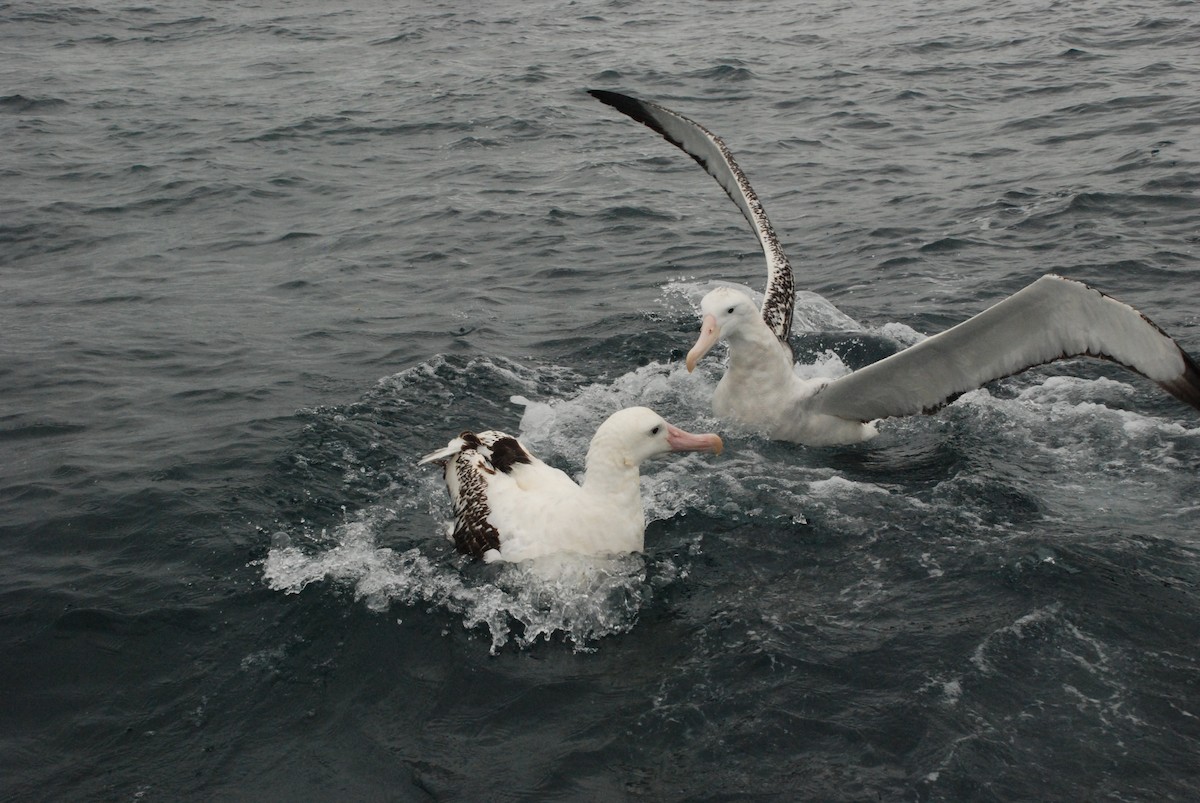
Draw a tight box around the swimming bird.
[418,406,723,562]
[590,89,1200,446]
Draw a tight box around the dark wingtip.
[587,88,633,110]
[589,89,660,128]
[589,89,715,182]
[1160,346,1200,412]
[589,88,678,136]
[587,88,629,106]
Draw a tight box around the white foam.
[970,603,1063,674]
[259,514,663,653]
[808,475,890,498]
[793,290,863,333]
[878,320,926,347]
[513,361,715,468]
[792,349,853,382]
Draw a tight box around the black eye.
[726,306,736,314]
[650,425,661,435]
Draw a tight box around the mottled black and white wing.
[590,90,795,349]
[809,274,1200,422]
[418,430,533,560]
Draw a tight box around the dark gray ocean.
[4,0,1200,799]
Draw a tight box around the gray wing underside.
[809,274,1200,422]
[589,89,795,348]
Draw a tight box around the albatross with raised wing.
[591,89,1200,446]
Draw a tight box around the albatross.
[418,406,723,562]
[590,89,1200,446]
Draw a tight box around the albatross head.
[686,287,759,372]
[589,406,724,468]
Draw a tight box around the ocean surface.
[3,0,1200,799]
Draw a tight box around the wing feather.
[447,448,502,558]
[809,274,1200,422]
[590,90,795,348]
[418,429,527,558]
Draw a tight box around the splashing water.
[260,513,675,653]
[259,356,714,653]
[258,303,1200,653]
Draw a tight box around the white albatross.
[590,89,1200,446]
[417,406,723,562]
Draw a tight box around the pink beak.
[666,422,724,456]
[685,314,720,373]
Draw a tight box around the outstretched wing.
[590,89,795,348]
[809,274,1200,422]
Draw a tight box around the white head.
[588,406,723,468]
[686,287,760,371]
